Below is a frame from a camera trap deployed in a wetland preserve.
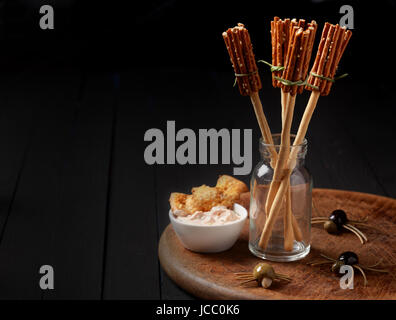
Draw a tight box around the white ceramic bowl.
[169,203,248,253]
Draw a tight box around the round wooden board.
[159,188,396,300]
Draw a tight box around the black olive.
[329,209,348,230]
[338,251,359,266]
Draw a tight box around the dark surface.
[0,0,395,300]
[0,65,395,299]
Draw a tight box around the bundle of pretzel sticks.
[223,18,352,251]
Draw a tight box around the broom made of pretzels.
[265,17,318,250]
[222,24,278,166]
[258,22,352,250]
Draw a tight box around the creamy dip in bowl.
[173,206,241,226]
[169,203,247,253]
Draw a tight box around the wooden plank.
[278,84,388,218]
[42,73,116,299]
[101,73,160,299]
[305,84,387,198]
[0,72,114,299]
[0,69,85,299]
[0,70,35,241]
[332,83,396,198]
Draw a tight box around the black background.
[2,0,394,76]
[0,0,395,301]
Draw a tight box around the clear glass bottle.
[249,134,312,262]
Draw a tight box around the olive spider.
[235,263,291,288]
[311,209,375,244]
[307,251,391,286]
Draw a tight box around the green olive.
[253,263,276,282]
[324,220,339,234]
[331,261,344,274]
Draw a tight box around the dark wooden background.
[0,0,395,299]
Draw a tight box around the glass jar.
[249,134,312,262]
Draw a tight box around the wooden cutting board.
[158,188,396,300]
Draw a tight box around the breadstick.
[259,90,320,249]
[284,182,294,250]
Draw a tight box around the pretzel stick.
[319,25,341,93]
[298,19,305,29]
[283,18,290,53]
[292,29,310,95]
[298,23,317,94]
[281,26,299,93]
[289,19,298,47]
[271,20,277,87]
[271,17,282,87]
[310,23,332,89]
[275,19,283,87]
